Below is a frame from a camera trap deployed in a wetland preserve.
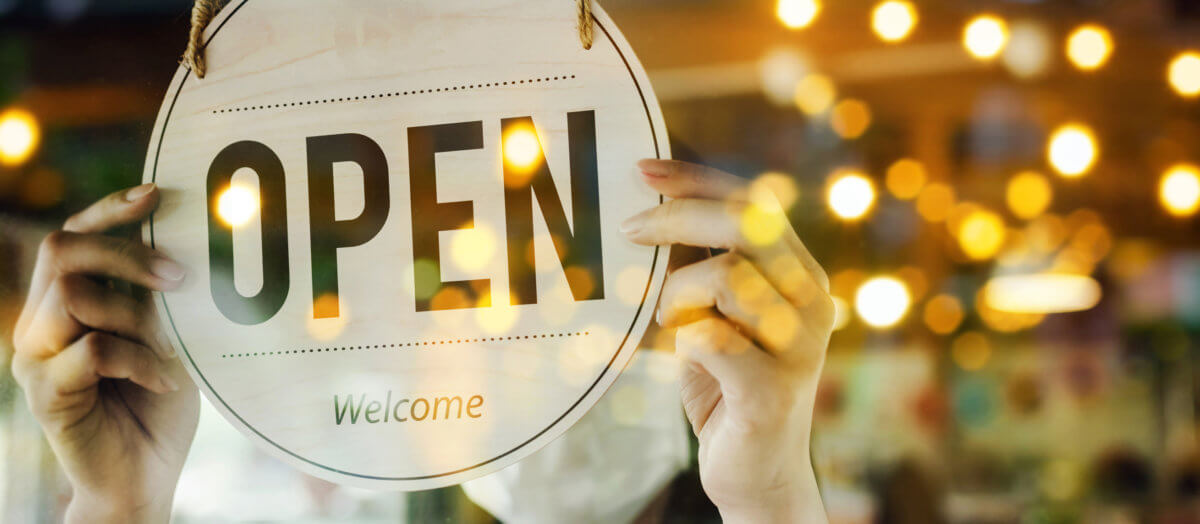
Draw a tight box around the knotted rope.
[182,0,596,79]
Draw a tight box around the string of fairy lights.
[770,0,1200,348]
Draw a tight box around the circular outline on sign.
[148,0,665,481]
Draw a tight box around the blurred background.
[2,0,1200,522]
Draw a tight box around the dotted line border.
[212,74,577,115]
[220,331,590,359]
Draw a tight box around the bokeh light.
[827,171,876,221]
[830,99,872,139]
[1047,123,1098,178]
[923,294,964,335]
[306,294,347,341]
[984,274,1102,314]
[871,1,917,43]
[794,74,837,115]
[855,276,911,329]
[916,183,956,222]
[741,199,787,246]
[1065,24,1113,71]
[752,172,800,210]
[1006,171,1053,220]
[952,331,992,371]
[503,126,542,171]
[451,224,497,272]
[886,158,926,200]
[976,287,1045,333]
[1002,20,1053,79]
[0,108,40,167]
[831,296,852,331]
[963,15,1009,61]
[777,0,820,30]
[760,46,810,106]
[217,184,259,227]
[1158,163,1200,217]
[956,209,1007,261]
[1168,51,1200,98]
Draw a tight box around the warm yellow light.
[451,225,497,272]
[831,296,852,331]
[830,99,872,139]
[923,294,964,335]
[871,1,917,43]
[963,15,1009,61]
[855,276,911,329]
[896,266,928,301]
[886,158,926,200]
[777,0,820,30]
[217,185,259,227]
[1006,171,1053,220]
[752,172,800,210]
[976,288,1044,333]
[1003,21,1053,79]
[794,74,837,115]
[1047,124,1098,177]
[1159,163,1200,217]
[1168,52,1200,98]
[984,274,1102,314]
[1066,25,1113,71]
[916,183,956,222]
[957,209,1007,261]
[952,331,991,371]
[827,171,876,221]
[0,108,40,167]
[503,127,542,171]
[307,294,348,341]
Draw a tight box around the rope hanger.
[182,0,596,79]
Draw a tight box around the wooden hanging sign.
[143,0,669,490]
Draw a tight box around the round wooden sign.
[143,0,669,490]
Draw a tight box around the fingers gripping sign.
[12,183,200,524]
[624,159,834,523]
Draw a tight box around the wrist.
[715,463,826,524]
[66,489,174,524]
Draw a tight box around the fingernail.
[150,256,186,282]
[637,159,665,176]
[160,374,180,393]
[125,183,156,202]
[620,210,649,235]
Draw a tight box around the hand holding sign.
[625,159,833,522]
[11,185,200,524]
